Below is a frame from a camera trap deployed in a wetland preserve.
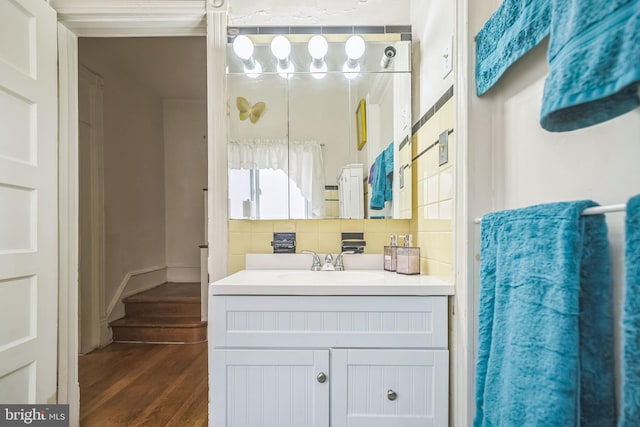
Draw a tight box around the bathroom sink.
[275,270,384,284]
[210,268,455,296]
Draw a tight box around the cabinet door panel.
[332,349,448,427]
[211,349,329,427]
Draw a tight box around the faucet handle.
[302,250,322,271]
[334,251,355,271]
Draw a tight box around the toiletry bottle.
[396,234,420,275]
[384,234,398,272]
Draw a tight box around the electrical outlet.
[439,130,449,166]
[443,35,453,78]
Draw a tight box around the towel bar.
[473,203,627,224]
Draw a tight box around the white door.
[0,0,59,403]
[211,349,330,427]
[331,349,449,427]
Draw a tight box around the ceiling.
[80,37,207,99]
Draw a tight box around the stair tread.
[123,282,200,303]
[110,316,207,328]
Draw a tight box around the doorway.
[76,36,209,424]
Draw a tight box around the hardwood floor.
[79,342,208,426]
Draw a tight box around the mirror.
[227,33,412,220]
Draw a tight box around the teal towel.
[369,143,393,210]
[541,0,640,131]
[475,0,551,95]
[474,201,616,427]
[620,194,640,426]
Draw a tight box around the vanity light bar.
[232,33,402,77]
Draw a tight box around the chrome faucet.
[334,251,355,271]
[322,253,334,270]
[302,250,322,271]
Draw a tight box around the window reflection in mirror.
[227,34,412,220]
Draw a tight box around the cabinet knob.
[317,372,327,383]
[387,389,397,401]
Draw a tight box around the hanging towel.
[620,194,640,427]
[540,0,640,131]
[369,143,394,210]
[475,0,551,95]
[474,201,615,427]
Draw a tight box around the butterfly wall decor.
[236,97,266,124]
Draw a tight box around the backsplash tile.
[227,219,412,274]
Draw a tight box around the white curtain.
[228,138,325,218]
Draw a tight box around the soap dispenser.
[384,234,398,272]
[396,234,420,275]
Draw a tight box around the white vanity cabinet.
[210,294,449,427]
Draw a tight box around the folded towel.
[620,194,640,427]
[369,143,394,210]
[475,0,551,95]
[474,201,615,427]
[540,0,640,131]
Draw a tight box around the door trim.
[78,65,106,352]
[55,1,229,423]
[57,22,81,425]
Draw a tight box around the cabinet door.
[211,349,329,427]
[331,349,448,427]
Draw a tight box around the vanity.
[209,268,453,427]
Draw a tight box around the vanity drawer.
[211,296,448,349]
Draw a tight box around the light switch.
[443,35,453,78]
[439,130,449,166]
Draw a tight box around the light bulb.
[310,60,328,79]
[270,35,291,60]
[342,61,360,80]
[308,35,328,59]
[233,35,254,60]
[277,61,295,79]
[345,35,365,60]
[245,60,262,79]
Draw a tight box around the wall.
[228,0,410,26]
[228,219,411,273]
[79,38,167,317]
[409,0,456,280]
[163,99,207,282]
[466,0,640,422]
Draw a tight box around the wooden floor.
[79,342,208,426]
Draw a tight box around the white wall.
[466,0,640,423]
[410,0,455,115]
[163,99,207,282]
[228,0,410,26]
[79,38,167,315]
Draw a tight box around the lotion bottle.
[384,234,398,272]
[396,234,420,275]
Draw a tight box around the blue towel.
[475,0,551,95]
[620,194,640,427]
[369,143,394,210]
[474,201,615,427]
[541,0,640,131]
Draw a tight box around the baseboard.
[105,265,168,329]
[167,266,200,283]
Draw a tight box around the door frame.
[77,64,105,354]
[55,0,229,423]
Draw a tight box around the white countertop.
[210,269,454,296]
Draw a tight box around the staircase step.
[124,282,201,318]
[110,317,207,343]
[123,282,200,303]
